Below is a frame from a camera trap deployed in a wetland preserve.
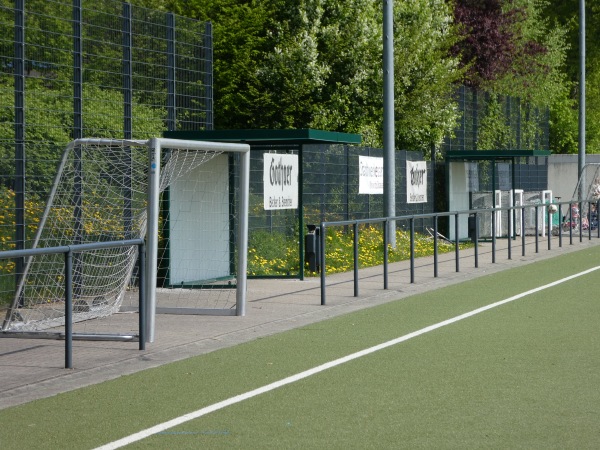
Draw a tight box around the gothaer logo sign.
[407,160,427,203]
[263,153,299,210]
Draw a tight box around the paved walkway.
[1,234,599,410]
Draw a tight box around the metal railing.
[319,200,600,306]
[0,239,146,369]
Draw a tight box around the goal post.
[145,138,250,342]
[2,138,250,344]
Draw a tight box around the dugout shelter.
[164,129,362,279]
[445,149,551,240]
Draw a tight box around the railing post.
[597,200,600,239]
[547,206,552,250]
[569,203,574,244]
[558,204,563,247]
[433,216,439,277]
[579,201,583,242]
[534,204,539,254]
[491,207,496,263]
[353,222,359,297]
[507,208,512,260]
[473,212,479,268]
[521,206,526,256]
[454,213,460,272]
[409,218,415,283]
[588,201,593,241]
[138,242,146,350]
[320,224,326,306]
[64,250,73,369]
[383,220,389,290]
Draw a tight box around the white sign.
[359,156,384,194]
[407,160,427,203]
[263,153,298,210]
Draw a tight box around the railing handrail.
[0,238,144,260]
[319,199,600,306]
[0,238,146,369]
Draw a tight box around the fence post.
[123,3,133,138]
[166,12,176,132]
[14,0,26,309]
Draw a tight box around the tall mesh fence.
[443,85,550,153]
[246,145,434,277]
[0,0,212,308]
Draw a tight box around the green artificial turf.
[1,247,599,449]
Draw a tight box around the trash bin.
[305,224,320,272]
[468,213,477,241]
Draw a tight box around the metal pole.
[454,214,460,272]
[64,250,73,369]
[146,139,161,342]
[353,223,359,297]
[320,224,326,305]
[123,3,132,139]
[14,0,25,307]
[433,216,438,277]
[534,205,539,254]
[473,212,478,268]
[492,207,496,263]
[409,218,415,283]
[236,149,250,316]
[579,0,586,197]
[383,220,389,289]
[167,13,176,132]
[383,0,396,247]
[521,207,526,255]
[507,209,512,259]
[138,243,146,350]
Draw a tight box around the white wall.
[548,154,600,201]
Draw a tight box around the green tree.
[393,0,463,155]
[538,0,600,153]
[166,0,463,154]
[451,0,573,152]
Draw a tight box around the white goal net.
[2,138,250,342]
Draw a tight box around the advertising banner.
[263,153,299,210]
[358,155,384,194]
[407,160,427,203]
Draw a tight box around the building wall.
[548,154,600,201]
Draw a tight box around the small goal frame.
[145,138,250,342]
[1,138,250,344]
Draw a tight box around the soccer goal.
[2,138,250,343]
[570,163,600,202]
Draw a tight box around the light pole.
[579,0,586,200]
[383,0,396,246]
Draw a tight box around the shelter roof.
[163,129,362,146]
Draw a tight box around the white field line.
[96,265,600,450]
